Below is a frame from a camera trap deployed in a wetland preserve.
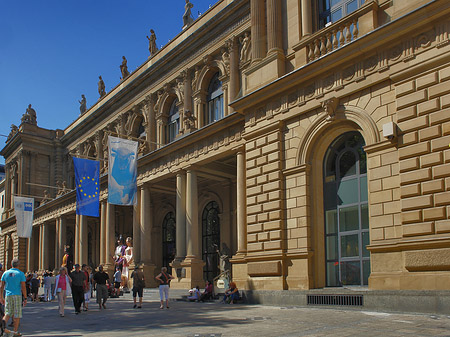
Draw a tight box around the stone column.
[58,216,67,267]
[4,164,11,211]
[175,172,186,261]
[186,170,199,258]
[100,201,107,264]
[133,188,141,263]
[301,0,312,36]
[42,223,49,270]
[80,215,88,265]
[140,185,157,286]
[27,237,32,272]
[267,0,283,54]
[228,38,239,111]
[74,214,80,264]
[251,0,267,61]
[236,151,247,254]
[140,185,151,262]
[145,95,157,152]
[105,203,115,270]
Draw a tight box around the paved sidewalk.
[10,289,450,336]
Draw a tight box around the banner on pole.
[14,196,34,238]
[108,136,138,205]
[73,157,100,217]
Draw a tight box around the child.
[113,267,122,297]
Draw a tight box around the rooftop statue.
[98,76,106,98]
[41,189,51,204]
[146,29,158,57]
[6,124,18,142]
[21,104,37,125]
[120,56,130,79]
[79,94,87,114]
[183,0,194,28]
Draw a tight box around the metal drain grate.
[307,294,363,306]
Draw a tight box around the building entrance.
[323,132,370,286]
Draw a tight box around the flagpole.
[70,154,108,162]
[105,130,163,146]
[26,182,75,191]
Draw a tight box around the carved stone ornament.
[6,124,18,142]
[322,97,339,121]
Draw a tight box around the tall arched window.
[318,0,363,28]
[206,72,223,125]
[323,131,369,286]
[162,212,176,273]
[202,201,220,281]
[167,99,179,143]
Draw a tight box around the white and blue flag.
[14,196,34,238]
[108,136,138,205]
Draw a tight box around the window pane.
[363,260,370,285]
[340,234,359,257]
[340,261,361,285]
[358,148,367,174]
[361,204,369,229]
[360,176,367,202]
[331,8,342,22]
[330,0,341,7]
[362,231,370,257]
[346,0,358,14]
[339,151,356,178]
[326,235,338,260]
[339,205,359,232]
[324,182,337,210]
[337,178,358,205]
[326,262,339,287]
[325,210,338,234]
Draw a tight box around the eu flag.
[73,157,100,217]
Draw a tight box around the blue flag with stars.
[73,157,100,217]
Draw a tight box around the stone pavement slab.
[11,289,450,336]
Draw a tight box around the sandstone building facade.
[1,0,450,294]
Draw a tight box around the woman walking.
[155,267,174,309]
[54,267,72,317]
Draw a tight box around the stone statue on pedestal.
[120,56,130,79]
[41,190,51,204]
[79,95,87,114]
[183,0,194,28]
[21,104,37,125]
[6,124,18,142]
[98,76,106,98]
[146,29,158,57]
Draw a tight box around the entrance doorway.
[202,201,220,281]
[323,132,370,286]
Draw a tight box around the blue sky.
[0,0,217,165]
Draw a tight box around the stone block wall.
[397,65,450,238]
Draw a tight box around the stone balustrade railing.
[293,1,378,65]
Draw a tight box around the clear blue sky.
[0,0,217,165]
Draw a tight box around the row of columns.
[251,0,284,61]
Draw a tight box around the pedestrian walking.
[82,264,90,311]
[69,264,86,314]
[131,264,145,308]
[54,267,71,317]
[42,272,52,302]
[93,265,110,310]
[0,258,27,336]
[50,272,56,301]
[30,273,39,302]
[155,267,174,309]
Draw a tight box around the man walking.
[0,258,27,336]
[93,265,110,309]
[69,264,86,314]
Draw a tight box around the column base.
[170,257,205,289]
[141,262,158,288]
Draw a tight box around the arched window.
[162,212,176,273]
[206,73,223,125]
[323,131,369,286]
[167,99,179,143]
[318,0,363,29]
[202,201,220,281]
[138,119,146,139]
